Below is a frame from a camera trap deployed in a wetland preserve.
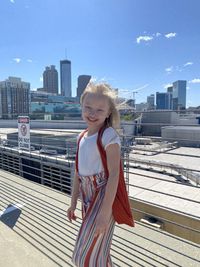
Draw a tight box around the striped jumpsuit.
[72,172,115,267]
[72,128,119,267]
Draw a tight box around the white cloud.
[39,77,43,83]
[13,58,21,63]
[136,32,163,44]
[155,32,161,37]
[189,78,200,84]
[165,32,177,39]
[10,0,15,3]
[165,66,173,73]
[136,35,153,44]
[164,62,193,75]
[136,32,176,44]
[163,83,173,89]
[27,59,33,63]
[184,62,193,67]
[175,65,183,72]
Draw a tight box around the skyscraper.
[77,75,91,98]
[60,59,71,97]
[172,80,186,110]
[0,77,30,119]
[43,65,58,94]
[147,94,155,110]
[167,86,173,93]
[156,92,172,110]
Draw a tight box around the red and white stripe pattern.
[72,172,115,267]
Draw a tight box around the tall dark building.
[167,86,173,93]
[77,75,91,98]
[156,92,172,110]
[43,65,58,94]
[60,59,71,97]
[0,77,30,118]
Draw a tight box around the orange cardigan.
[75,125,134,227]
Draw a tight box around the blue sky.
[1,0,200,107]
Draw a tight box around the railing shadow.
[1,172,200,267]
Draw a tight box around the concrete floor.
[1,170,200,267]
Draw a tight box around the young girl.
[67,82,134,267]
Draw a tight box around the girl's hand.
[94,210,112,237]
[67,207,77,222]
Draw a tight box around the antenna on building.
[65,48,67,59]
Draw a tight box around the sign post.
[18,116,30,151]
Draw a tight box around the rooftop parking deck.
[1,170,200,267]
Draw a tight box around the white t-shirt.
[78,127,121,176]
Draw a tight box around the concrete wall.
[0,119,135,135]
[121,120,135,136]
[141,111,179,136]
[130,198,200,244]
[161,126,200,147]
[0,119,86,129]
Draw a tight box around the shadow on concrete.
[0,204,22,228]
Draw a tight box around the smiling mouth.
[87,117,98,122]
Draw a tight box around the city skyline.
[1,0,200,107]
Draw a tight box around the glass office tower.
[156,92,172,110]
[147,94,155,110]
[172,80,186,110]
[77,75,91,98]
[60,60,71,97]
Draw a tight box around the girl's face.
[82,93,110,130]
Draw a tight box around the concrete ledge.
[130,198,200,244]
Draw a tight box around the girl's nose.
[89,109,96,116]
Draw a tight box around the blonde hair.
[80,82,120,129]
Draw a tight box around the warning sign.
[18,116,30,151]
